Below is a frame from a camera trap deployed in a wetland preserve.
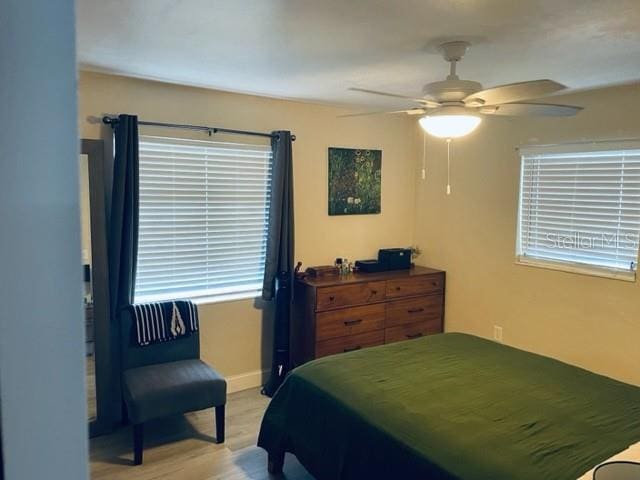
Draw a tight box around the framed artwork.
[328,147,382,215]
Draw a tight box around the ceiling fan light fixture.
[419,112,481,139]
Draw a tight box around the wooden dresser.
[291,266,445,367]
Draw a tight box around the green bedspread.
[258,333,640,480]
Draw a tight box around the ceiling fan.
[347,41,583,139]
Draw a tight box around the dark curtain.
[261,131,294,397]
[108,114,139,419]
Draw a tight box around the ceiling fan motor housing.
[423,79,483,104]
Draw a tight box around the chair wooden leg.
[215,404,225,444]
[268,451,285,474]
[133,423,144,465]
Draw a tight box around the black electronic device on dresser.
[378,248,411,270]
[355,247,412,273]
[354,259,386,273]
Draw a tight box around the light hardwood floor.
[90,388,313,480]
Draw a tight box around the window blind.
[135,135,272,302]
[517,145,640,277]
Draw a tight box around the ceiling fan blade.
[480,103,582,117]
[338,108,427,118]
[349,87,440,107]
[464,80,567,106]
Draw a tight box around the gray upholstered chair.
[120,305,226,465]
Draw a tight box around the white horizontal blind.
[517,145,640,276]
[135,135,273,302]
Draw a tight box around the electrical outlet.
[493,325,503,343]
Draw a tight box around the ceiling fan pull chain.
[422,132,427,180]
[446,138,452,195]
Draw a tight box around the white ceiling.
[76,0,640,109]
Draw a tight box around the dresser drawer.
[385,295,443,327]
[385,274,443,299]
[315,330,384,358]
[316,304,385,341]
[384,319,442,344]
[316,281,385,311]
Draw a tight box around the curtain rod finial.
[102,115,118,127]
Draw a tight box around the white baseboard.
[227,368,269,393]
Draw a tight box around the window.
[516,143,640,281]
[135,135,272,302]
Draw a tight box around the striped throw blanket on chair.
[128,300,199,346]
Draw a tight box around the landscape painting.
[328,147,382,216]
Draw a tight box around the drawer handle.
[406,333,423,339]
[395,286,401,291]
[343,319,363,326]
[344,345,362,352]
[329,295,335,301]
[371,289,378,295]
[407,307,425,314]
[432,282,438,287]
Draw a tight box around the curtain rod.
[515,136,640,150]
[102,116,296,141]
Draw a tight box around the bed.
[258,333,640,479]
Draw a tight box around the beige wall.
[78,71,417,381]
[79,71,640,388]
[414,83,640,386]
[78,154,92,264]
